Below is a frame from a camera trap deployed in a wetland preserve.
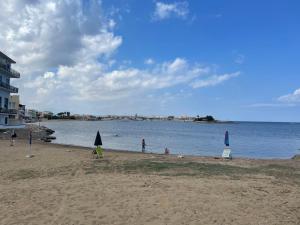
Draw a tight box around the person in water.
[142,138,146,153]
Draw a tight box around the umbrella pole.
[26,131,33,158]
[26,143,32,158]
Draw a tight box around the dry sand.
[0,139,299,225]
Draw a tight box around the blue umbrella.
[224,131,229,147]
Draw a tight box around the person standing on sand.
[10,130,17,146]
[164,147,170,155]
[142,138,146,153]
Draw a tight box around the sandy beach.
[0,139,299,225]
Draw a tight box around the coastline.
[48,141,300,161]
[2,123,299,160]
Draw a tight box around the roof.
[0,51,16,63]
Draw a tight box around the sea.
[40,120,300,159]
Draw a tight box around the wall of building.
[9,95,20,110]
[0,63,11,109]
[0,59,10,125]
[0,70,10,84]
[0,89,9,108]
[0,53,22,128]
[0,89,9,125]
[0,115,8,125]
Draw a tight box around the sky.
[0,0,299,122]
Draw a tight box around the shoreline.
[48,141,299,161]
[38,118,300,124]
[5,138,300,166]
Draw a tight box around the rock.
[47,136,56,140]
[41,137,52,142]
[45,129,55,135]
[0,124,55,142]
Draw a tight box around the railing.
[0,108,17,114]
[9,68,20,78]
[0,81,18,93]
[0,65,20,78]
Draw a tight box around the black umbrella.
[94,131,102,146]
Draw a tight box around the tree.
[194,115,215,122]
[206,115,215,122]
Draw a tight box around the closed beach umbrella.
[29,130,32,145]
[224,131,229,147]
[94,131,102,146]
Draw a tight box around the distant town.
[25,110,218,123]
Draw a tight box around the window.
[0,96,2,108]
[4,98,8,109]
[6,78,9,84]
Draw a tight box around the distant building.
[167,116,175,120]
[0,51,23,128]
[9,95,19,110]
[25,109,38,122]
[9,95,26,124]
[18,104,26,120]
[40,111,54,118]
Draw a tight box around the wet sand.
[0,139,299,225]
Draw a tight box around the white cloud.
[145,58,155,65]
[191,72,240,88]
[43,72,55,79]
[0,0,239,114]
[165,57,187,73]
[245,88,300,108]
[27,55,239,111]
[0,0,121,74]
[278,88,300,103]
[153,1,189,21]
[26,58,217,102]
[246,103,296,108]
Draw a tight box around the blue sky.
[0,0,299,121]
[103,0,300,121]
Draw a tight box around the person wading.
[142,138,146,153]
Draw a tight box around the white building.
[9,95,26,123]
[25,109,39,122]
[0,51,24,128]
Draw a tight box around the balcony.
[0,108,17,115]
[0,65,20,78]
[0,81,18,93]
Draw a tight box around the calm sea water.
[40,120,300,159]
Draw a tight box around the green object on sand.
[96,146,103,158]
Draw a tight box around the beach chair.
[95,146,103,158]
[222,147,232,159]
